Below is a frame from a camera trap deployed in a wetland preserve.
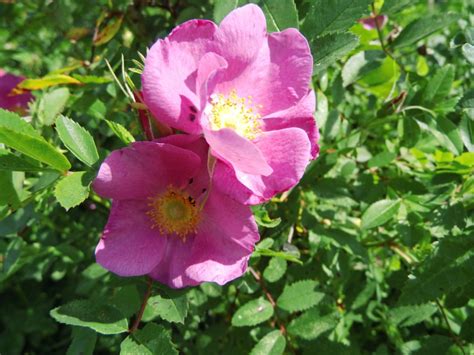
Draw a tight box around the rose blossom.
[142,4,319,204]
[93,135,259,288]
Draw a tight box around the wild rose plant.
[3,0,470,353]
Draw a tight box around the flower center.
[147,186,200,240]
[206,90,262,140]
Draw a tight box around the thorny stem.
[435,299,466,355]
[371,3,405,74]
[129,276,153,333]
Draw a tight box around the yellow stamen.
[206,89,262,140]
[147,186,200,240]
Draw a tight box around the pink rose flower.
[93,135,259,288]
[359,15,388,31]
[142,4,319,204]
[0,69,33,113]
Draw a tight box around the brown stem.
[249,267,286,335]
[129,276,153,333]
[435,299,466,355]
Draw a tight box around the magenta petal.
[142,20,217,134]
[216,28,312,116]
[215,4,267,74]
[154,134,211,198]
[360,15,388,30]
[0,70,33,112]
[196,52,228,109]
[184,191,259,285]
[214,128,312,204]
[254,128,311,196]
[204,127,272,176]
[263,90,319,158]
[148,190,259,288]
[148,238,195,288]
[96,200,166,277]
[93,142,200,200]
[213,162,263,205]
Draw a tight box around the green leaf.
[361,199,401,229]
[277,280,325,313]
[435,117,463,156]
[287,310,339,340]
[302,0,371,37]
[263,257,287,283]
[72,74,112,84]
[388,303,437,327]
[104,119,135,145]
[0,109,71,171]
[253,205,281,228]
[367,151,397,168]
[254,248,303,264]
[312,32,360,74]
[381,0,411,15]
[54,171,92,210]
[232,297,274,327]
[0,109,39,137]
[144,292,188,324]
[3,238,24,275]
[213,0,238,23]
[39,88,70,126]
[399,234,474,305]
[109,285,142,318]
[414,116,463,155]
[462,43,474,64]
[250,330,286,355]
[423,65,455,104]
[18,74,82,90]
[50,299,128,334]
[460,315,474,342]
[460,115,474,152]
[259,0,298,32]
[120,323,178,355]
[55,115,99,167]
[390,14,458,49]
[66,327,97,355]
[342,51,386,87]
[0,149,47,171]
[0,171,21,208]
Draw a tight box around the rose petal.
[93,142,201,200]
[215,28,313,116]
[0,70,33,112]
[215,4,267,76]
[214,128,311,204]
[263,90,319,158]
[203,127,272,176]
[142,20,217,133]
[96,200,167,276]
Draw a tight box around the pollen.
[206,89,262,140]
[147,186,200,240]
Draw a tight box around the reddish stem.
[129,276,153,333]
[249,267,286,335]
